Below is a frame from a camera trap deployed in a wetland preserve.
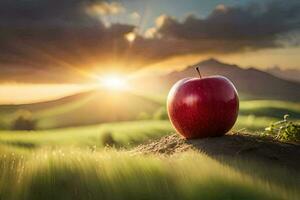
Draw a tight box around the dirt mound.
[133,133,300,170]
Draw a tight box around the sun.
[125,32,136,43]
[99,74,128,90]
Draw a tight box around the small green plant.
[11,110,36,131]
[264,115,300,142]
[101,131,118,147]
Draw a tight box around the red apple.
[167,68,239,139]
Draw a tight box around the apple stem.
[196,67,202,78]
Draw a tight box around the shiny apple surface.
[167,76,239,139]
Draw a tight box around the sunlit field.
[0,98,299,149]
[0,94,299,149]
[0,90,299,199]
[0,115,292,150]
[0,148,299,200]
[0,120,173,149]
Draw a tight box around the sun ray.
[99,74,129,90]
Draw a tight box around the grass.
[0,147,299,200]
[234,115,278,131]
[0,120,174,149]
[0,113,297,151]
[0,96,299,199]
[0,115,286,150]
[1,98,299,153]
[240,100,300,119]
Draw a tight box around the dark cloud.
[0,0,300,83]
[127,0,300,67]
[0,0,126,27]
[153,0,300,49]
[0,0,136,83]
[0,23,135,83]
[0,0,91,26]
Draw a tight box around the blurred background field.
[0,94,299,150]
[0,83,300,149]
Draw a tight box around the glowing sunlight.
[99,74,129,90]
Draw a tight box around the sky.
[0,0,300,85]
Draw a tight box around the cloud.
[86,2,125,16]
[0,0,91,26]
[130,12,141,20]
[128,0,300,66]
[0,0,125,26]
[0,22,136,83]
[0,0,300,83]
[148,0,300,48]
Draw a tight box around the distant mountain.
[266,66,300,83]
[132,58,300,101]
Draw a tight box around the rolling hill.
[0,89,162,129]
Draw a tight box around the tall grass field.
[0,147,299,200]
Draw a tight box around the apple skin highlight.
[167,76,239,139]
